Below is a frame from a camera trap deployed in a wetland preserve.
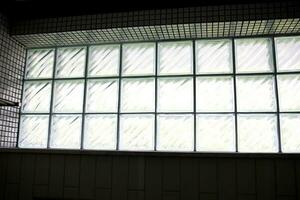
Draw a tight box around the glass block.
[84,114,117,150]
[196,39,232,74]
[280,114,300,153]
[235,38,273,73]
[158,78,193,112]
[157,115,194,151]
[196,76,234,112]
[196,114,235,152]
[50,115,82,149]
[22,81,52,113]
[119,114,154,151]
[158,41,193,75]
[56,47,86,78]
[26,49,54,79]
[122,43,155,76]
[88,45,120,77]
[121,78,155,112]
[86,79,118,112]
[53,80,84,113]
[238,114,278,153]
[19,115,49,148]
[275,36,300,72]
[236,76,276,112]
[277,74,300,111]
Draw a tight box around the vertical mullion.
[232,39,239,153]
[116,44,123,150]
[193,40,197,152]
[154,42,158,151]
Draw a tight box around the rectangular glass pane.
[119,114,154,151]
[280,114,300,153]
[84,114,117,150]
[238,114,278,153]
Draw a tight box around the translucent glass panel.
[22,81,52,113]
[235,38,273,73]
[120,114,154,151]
[26,49,54,78]
[275,36,300,72]
[121,78,155,112]
[236,76,276,112]
[88,45,120,77]
[280,114,300,152]
[19,115,49,148]
[84,114,117,150]
[158,78,193,112]
[53,80,84,113]
[56,47,86,78]
[122,43,155,75]
[50,115,82,149]
[277,74,300,111]
[196,115,235,152]
[86,79,119,112]
[158,41,193,75]
[196,76,234,112]
[196,39,232,74]
[157,115,194,151]
[238,114,278,153]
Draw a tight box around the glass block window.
[19,37,300,153]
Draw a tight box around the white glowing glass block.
[196,39,232,74]
[56,47,86,78]
[121,78,155,112]
[280,114,300,152]
[238,114,278,153]
[196,76,234,112]
[86,79,118,112]
[235,38,273,73]
[275,36,300,72]
[236,76,276,112]
[84,114,117,150]
[119,114,154,151]
[88,45,120,77]
[196,114,235,152]
[22,81,52,113]
[158,78,193,112]
[50,115,82,149]
[19,115,49,148]
[277,74,300,111]
[157,115,194,151]
[26,49,54,79]
[122,43,155,75]
[53,80,84,113]
[158,41,193,75]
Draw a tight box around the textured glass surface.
[86,79,118,112]
[280,114,300,153]
[196,76,234,112]
[196,39,232,74]
[238,114,278,153]
[236,76,276,112]
[158,41,193,75]
[26,49,54,78]
[196,115,235,152]
[277,74,300,111]
[88,45,120,77]
[19,115,49,148]
[121,78,155,112]
[122,43,155,75]
[56,47,86,78]
[22,81,52,113]
[50,115,82,149]
[158,78,193,112]
[157,115,194,151]
[275,36,300,72]
[84,114,117,150]
[235,38,273,73]
[120,114,154,151]
[53,80,84,113]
